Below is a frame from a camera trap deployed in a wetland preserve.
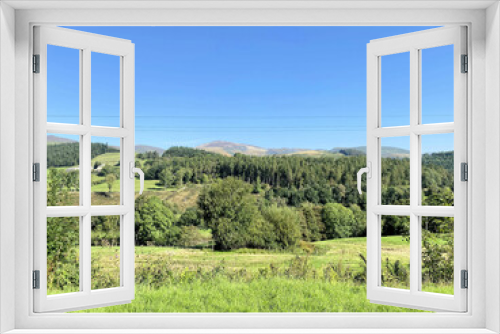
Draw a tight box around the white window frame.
[33,26,136,313]
[366,26,468,312]
[0,2,498,333]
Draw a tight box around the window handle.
[129,162,145,195]
[357,162,371,195]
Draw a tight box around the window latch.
[357,162,372,195]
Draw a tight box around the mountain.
[47,136,165,155]
[196,141,318,157]
[47,135,77,145]
[135,145,165,155]
[331,146,409,158]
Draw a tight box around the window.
[32,25,467,315]
[364,26,467,312]
[33,26,137,312]
[5,3,494,332]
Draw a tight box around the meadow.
[46,236,452,313]
[46,144,455,313]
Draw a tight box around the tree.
[135,196,176,246]
[105,174,116,193]
[261,205,302,249]
[178,207,202,227]
[300,203,324,241]
[197,177,262,250]
[349,204,367,237]
[322,203,356,239]
[159,168,174,188]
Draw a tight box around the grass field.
[52,236,452,313]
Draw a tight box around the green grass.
[91,153,120,166]
[74,278,424,313]
[91,179,167,193]
[49,236,453,313]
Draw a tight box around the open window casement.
[362,26,467,312]
[33,26,137,312]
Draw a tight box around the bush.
[198,178,263,250]
[176,226,204,247]
[300,203,324,241]
[178,207,203,227]
[349,204,366,237]
[135,196,176,246]
[261,205,302,249]
[321,203,356,239]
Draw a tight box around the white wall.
[0,2,16,333]
[485,2,500,333]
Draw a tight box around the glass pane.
[421,45,454,124]
[47,216,80,295]
[421,216,454,295]
[381,136,410,205]
[91,52,121,127]
[381,215,410,290]
[421,133,454,206]
[91,137,121,206]
[381,52,410,127]
[47,133,80,206]
[47,45,80,124]
[91,215,121,290]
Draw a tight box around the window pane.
[421,133,454,206]
[91,52,121,127]
[91,215,121,290]
[421,216,454,295]
[91,137,121,206]
[47,133,80,206]
[381,136,410,205]
[47,45,80,124]
[421,45,454,124]
[47,216,80,295]
[381,52,410,127]
[381,215,410,290]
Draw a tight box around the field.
[58,236,453,313]
[47,145,455,313]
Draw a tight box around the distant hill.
[196,141,410,158]
[162,146,218,158]
[135,145,165,155]
[331,146,409,158]
[47,135,77,145]
[196,141,323,157]
[47,136,165,155]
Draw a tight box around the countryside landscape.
[47,135,454,313]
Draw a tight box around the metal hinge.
[33,163,40,182]
[461,270,468,289]
[461,54,468,73]
[461,162,468,181]
[33,270,40,289]
[33,54,40,73]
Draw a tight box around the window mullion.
[409,47,420,294]
[81,48,92,294]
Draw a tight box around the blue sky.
[47,26,454,153]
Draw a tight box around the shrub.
[300,203,324,241]
[198,177,263,250]
[176,226,204,248]
[178,207,203,227]
[321,203,356,239]
[135,196,176,246]
[261,205,302,249]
